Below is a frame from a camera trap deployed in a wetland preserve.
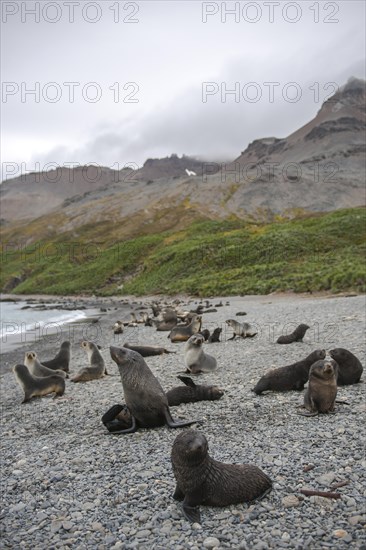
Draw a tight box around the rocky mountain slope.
[1,78,365,238]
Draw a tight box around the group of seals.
[184,334,217,374]
[171,430,272,522]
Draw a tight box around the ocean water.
[0,300,89,353]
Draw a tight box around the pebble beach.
[0,293,365,550]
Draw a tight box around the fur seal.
[102,404,132,432]
[169,316,202,343]
[171,430,272,522]
[24,351,67,379]
[329,348,363,385]
[41,341,71,373]
[277,324,310,344]
[107,346,200,434]
[301,359,338,416]
[225,319,257,340]
[13,364,65,403]
[198,329,210,341]
[166,376,224,406]
[185,334,217,374]
[208,327,222,343]
[71,341,106,382]
[113,321,124,334]
[253,349,326,394]
[123,343,176,357]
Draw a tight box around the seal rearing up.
[171,430,272,523]
[108,346,200,434]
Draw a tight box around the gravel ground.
[0,294,365,550]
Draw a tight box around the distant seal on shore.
[169,316,202,343]
[113,321,124,334]
[107,346,200,434]
[24,351,67,379]
[277,324,310,344]
[208,327,222,343]
[166,376,224,406]
[225,320,257,340]
[184,334,217,374]
[300,359,338,416]
[41,341,71,373]
[71,341,106,382]
[171,430,272,522]
[329,348,363,385]
[123,343,176,357]
[13,364,65,403]
[252,349,326,394]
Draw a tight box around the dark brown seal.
[41,341,71,372]
[208,327,222,343]
[171,430,272,522]
[301,359,338,416]
[252,349,326,394]
[166,376,224,406]
[123,343,176,357]
[329,348,363,385]
[108,346,200,434]
[13,364,65,403]
[276,324,310,344]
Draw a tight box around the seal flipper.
[107,415,138,434]
[164,407,200,428]
[177,375,196,387]
[173,484,184,501]
[182,504,201,523]
[102,404,125,424]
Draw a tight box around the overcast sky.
[1,0,365,179]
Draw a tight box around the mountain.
[1,77,365,236]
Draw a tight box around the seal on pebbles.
[123,343,176,357]
[300,359,338,416]
[276,324,310,344]
[71,341,106,382]
[41,341,71,373]
[253,349,326,394]
[24,351,67,379]
[13,364,65,403]
[107,346,200,434]
[225,320,257,340]
[169,316,202,343]
[329,348,363,385]
[171,430,272,522]
[184,334,217,374]
[166,376,224,406]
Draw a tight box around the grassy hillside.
[1,208,365,296]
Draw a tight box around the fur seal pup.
[329,348,363,385]
[253,349,326,394]
[301,359,338,416]
[24,351,67,379]
[277,324,310,344]
[225,320,257,340]
[123,343,176,357]
[108,346,200,434]
[208,327,222,343]
[185,334,217,374]
[166,376,224,406]
[113,321,124,335]
[41,341,71,372]
[71,341,106,382]
[169,316,202,343]
[198,329,210,341]
[171,430,272,523]
[13,364,65,403]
